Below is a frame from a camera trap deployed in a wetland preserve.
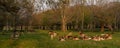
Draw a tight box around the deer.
[59,36,66,41]
[65,32,73,40]
[73,36,80,40]
[48,31,57,40]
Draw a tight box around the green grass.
[0,30,120,48]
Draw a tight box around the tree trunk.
[87,24,90,30]
[71,25,74,30]
[61,16,67,32]
[90,24,93,31]
[67,26,70,30]
[12,14,18,39]
[108,24,113,31]
[74,24,79,31]
[101,24,105,32]
[81,8,85,31]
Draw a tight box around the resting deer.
[65,32,73,40]
[92,35,101,41]
[59,36,66,41]
[104,33,112,40]
[73,36,80,40]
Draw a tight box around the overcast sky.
[33,0,120,13]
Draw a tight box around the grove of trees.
[0,0,120,37]
[33,0,120,32]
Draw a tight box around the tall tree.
[0,0,35,39]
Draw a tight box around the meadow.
[0,30,120,48]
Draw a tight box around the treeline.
[33,0,120,32]
[0,0,120,32]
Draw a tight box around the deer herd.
[48,31,112,42]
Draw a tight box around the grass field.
[0,30,120,48]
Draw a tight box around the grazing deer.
[48,31,57,40]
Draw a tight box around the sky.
[33,0,120,13]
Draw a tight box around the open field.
[0,30,120,48]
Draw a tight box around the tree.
[46,0,70,32]
[0,0,35,39]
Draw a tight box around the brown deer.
[59,36,66,41]
[65,32,73,40]
[48,31,57,40]
[92,35,101,41]
[73,36,80,40]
